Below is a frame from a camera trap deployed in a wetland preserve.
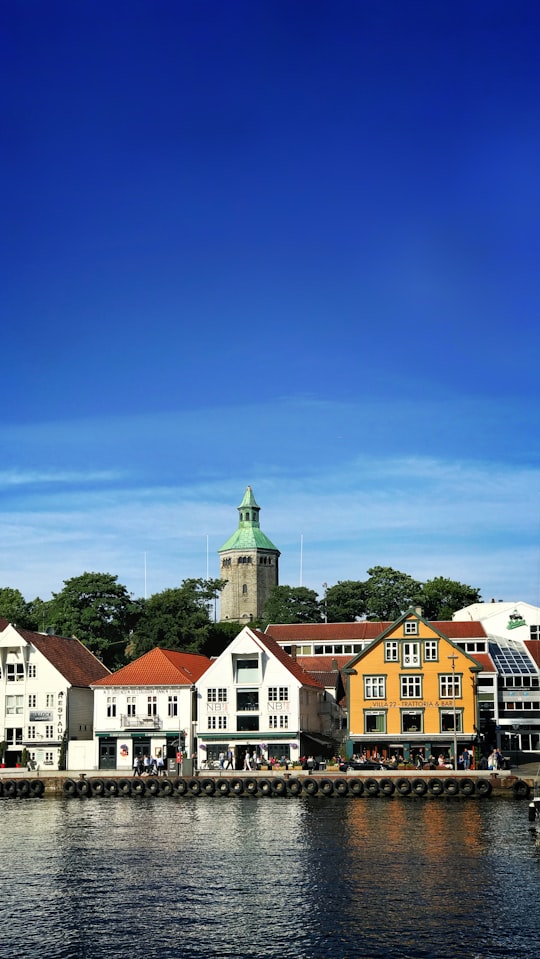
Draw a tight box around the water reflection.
[2,795,539,959]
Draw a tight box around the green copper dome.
[218,486,280,553]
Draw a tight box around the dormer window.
[404,621,419,636]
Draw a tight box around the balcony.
[119,714,163,729]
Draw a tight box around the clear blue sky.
[2,1,540,607]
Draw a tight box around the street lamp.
[448,654,458,771]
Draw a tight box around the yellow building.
[345,608,480,764]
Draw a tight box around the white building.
[195,625,328,769]
[91,647,211,772]
[0,618,110,771]
[453,600,540,644]
[454,601,540,755]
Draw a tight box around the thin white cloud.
[0,468,124,488]
[1,453,539,607]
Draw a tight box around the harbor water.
[2,795,540,959]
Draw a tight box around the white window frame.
[424,640,438,661]
[385,641,399,662]
[400,675,422,699]
[440,674,462,699]
[364,676,386,700]
[402,642,420,667]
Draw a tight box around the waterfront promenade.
[1,762,538,800]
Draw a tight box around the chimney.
[415,606,423,617]
[291,644,297,662]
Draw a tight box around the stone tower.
[218,486,280,622]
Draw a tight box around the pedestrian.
[133,754,142,777]
[226,749,234,769]
[219,751,225,768]
[243,750,251,771]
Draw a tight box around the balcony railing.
[119,714,163,729]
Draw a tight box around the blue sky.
[2,1,540,607]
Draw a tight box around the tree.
[262,585,322,626]
[418,577,482,620]
[325,580,367,622]
[0,587,33,627]
[47,572,141,668]
[127,578,225,659]
[364,566,423,621]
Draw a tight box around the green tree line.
[0,566,482,669]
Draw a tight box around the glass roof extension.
[488,638,537,675]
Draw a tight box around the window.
[237,690,259,711]
[28,664,37,678]
[45,725,54,738]
[168,695,178,717]
[268,687,289,701]
[127,696,136,717]
[400,676,422,699]
[424,640,438,661]
[530,625,540,640]
[269,715,288,729]
[402,642,420,667]
[235,658,259,683]
[365,712,386,733]
[404,621,419,635]
[440,710,463,733]
[364,676,386,700]
[44,752,54,764]
[6,728,22,745]
[237,715,259,731]
[28,695,37,708]
[385,641,399,662]
[46,694,55,708]
[207,688,228,702]
[7,663,24,683]
[27,726,36,740]
[439,674,462,699]
[242,584,248,594]
[208,716,228,730]
[147,696,157,717]
[6,696,23,715]
[402,711,423,733]
[107,696,117,718]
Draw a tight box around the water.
[2,794,539,959]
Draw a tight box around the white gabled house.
[195,626,329,769]
[0,618,110,771]
[91,648,211,772]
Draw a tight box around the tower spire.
[218,486,280,623]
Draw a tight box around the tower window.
[242,585,248,594]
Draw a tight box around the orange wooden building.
[344,608,481,764]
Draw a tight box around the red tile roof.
[266,620,487,641]
[248,628,323,689]
[6,624,111,686]
[524,640,540,667]
[467,652,497,672]
[92,647,211,687]
[266,622,391,641]
[294,655,351,672]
